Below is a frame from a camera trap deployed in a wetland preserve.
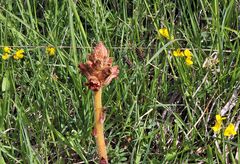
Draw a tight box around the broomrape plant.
[79,42,119,164]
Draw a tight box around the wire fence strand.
[0,45,235,53]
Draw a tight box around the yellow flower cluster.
[157,26,194,66]
[13,49,24,60]
[1,46,56,61]
[212,114,237,138]
[158,28,174,40]
[2,53,10,60]
[212,114,226,133]
[173,48,184,57]
[2,47,11,60]
[1,46,25,61]
[46,46,56,56]
[224,123,237,137]
[172,48,193,66]
[3,46,11,53]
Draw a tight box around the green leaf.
[146,39,182,65]
[2,72,10,92]
[0,151,6,164]
[165,152,177,161]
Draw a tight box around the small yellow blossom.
[16,49,24,55]
[173,48,184,57]
[184,49,192,58]
[18,53,24,59]
[13,54,19,60]
[185,57,193,66]
[216,114,226,122]
[158,28,170,40]
[224,123,237,137]
[13,49,24,60]
[46,47,56,56]
[2,53,10,60]
[212,122,222,133]
[212,114,226,133]
[3,46,11,53]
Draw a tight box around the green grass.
[0,0,240,163]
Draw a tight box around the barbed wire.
[0,45,235,53]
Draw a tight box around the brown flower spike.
[79,42,119,91]
[79,42,119,163]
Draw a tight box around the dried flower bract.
[79,42,119,91]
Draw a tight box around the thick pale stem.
[94,88,108,163]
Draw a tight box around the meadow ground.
[0,0,240,163]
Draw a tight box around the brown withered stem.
[79,42,119,163]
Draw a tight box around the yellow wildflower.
[173,48,184,57]
[185,57,193,66]
[224,123,237,137]
[13,49,24,60]
[212,122,221,133]
[212,114,226,133]
[46,47,56,56]
[184,49,192,58]
[2,53,10,60]
[158,28,170,40]
[16,49,24,55]
[216,114,226,122]
[13,54,19,60]
[18,53,24,59]
[3,46,11,53]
